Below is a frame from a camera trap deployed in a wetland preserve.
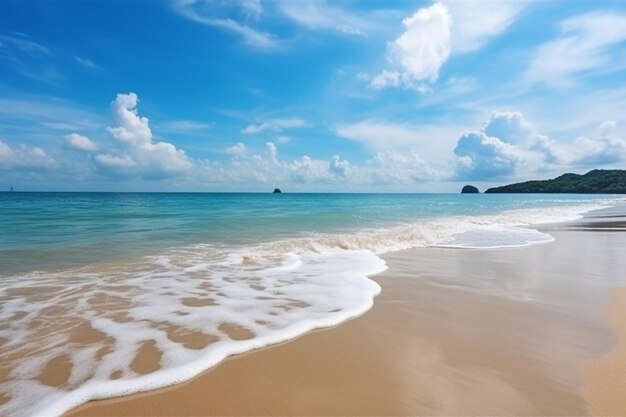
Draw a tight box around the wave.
[0,200,612,416]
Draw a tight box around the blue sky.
[1,0,626,192]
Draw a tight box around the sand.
[582,287,626,416]
[67,209,626,416]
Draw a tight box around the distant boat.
[9,186,14,192]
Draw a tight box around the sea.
[0,192,620,416]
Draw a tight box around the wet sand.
[69,209,626,416]
[582,287,626,416]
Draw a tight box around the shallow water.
[0,192,619,416]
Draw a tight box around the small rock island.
[273,188,282,194]
[461,185,480,194]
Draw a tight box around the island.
[485,169,626,193]
[461,185,480,194]
[273,188,282,194]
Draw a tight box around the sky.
[1,0,626,192]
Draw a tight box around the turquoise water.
[0,192,619,417]
[0,192,616,275]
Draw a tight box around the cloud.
[0,139,56,170]
[367,150,441,183]
[0,34,51,56]
[334,120,425,150]
[64,133,97,152]
[242,117,307,134]
[0,97,103,132]
[75,57,99,69]
[0,33,63,83]
[205,137,442,188]
[329,155,351,178]
[276,0,369,36]
[240,0,262,20]
[482,111,537,144]
[371,1,525,90]
[453,131,525,179]
[482,111,563,164]
[451,113,626,180]
[94,153,136,169]
[526,11,626,87]
[452,111,557,180]
[203,142,352,185]
[226,142,248,156]
[372,2,451,89]
[106,93,152,147]
[570,121,626,166]
[160,120,212,132]
[95,93,192,179]
[334,120,467,167]
[445,0,526,54]
[172,0,278,49]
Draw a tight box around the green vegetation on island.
[485,169,626,194]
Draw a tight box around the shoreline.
[68,207,626,416]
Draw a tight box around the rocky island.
[461,185,480,193]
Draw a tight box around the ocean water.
[0,192,619,416]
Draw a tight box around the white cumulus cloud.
[371,1,525,90]
[452,112,560,180]
[226,142,248,156]
[570,121,626,167]
[372,2,451,89]
[95,93,192,179]
[64,133,97,152]
[0,139,56,170]
[453,131,525,179]
[482,111,537,145]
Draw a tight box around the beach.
[68,206,626,416]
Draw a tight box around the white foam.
[245,201,610,255]
[0,249,385,417]
[0,199,615,417]
[433,225,554,249]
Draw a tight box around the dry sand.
[68,210,626,416]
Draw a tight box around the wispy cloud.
[333,120,462,154]
[75,56,100,69]
[446,0,526,54]
[242,117,308,134]
[160,120,212,132]
[0,33,63,83]
[276,0,371,36]
[0,96,103,134]
[526,10,626,87]
[0,34,51,56]
[172,0,279,49]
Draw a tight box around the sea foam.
[0,200,612,416]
